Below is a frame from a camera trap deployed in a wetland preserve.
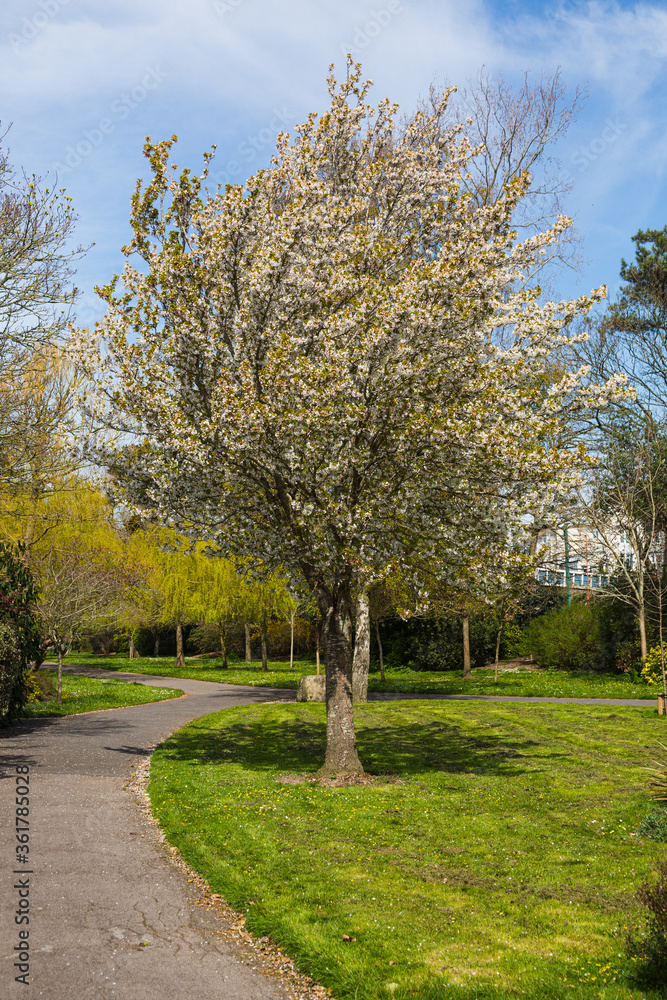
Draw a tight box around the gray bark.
[244,621,252,662]
[218,624,228,668]
[352,587,370,702]
[175,623,185,667]
[57,648,63,705]
[462,615,472,680]
[374,618,385,681]
[316,578,363,777]
[261,610,268,672]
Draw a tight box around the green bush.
[0,543,40,722]
[626,859,667,983]
[522,599,602,671]
[642,645,667,686]
[615,638,643,677]
[500,621,525,658]
[637,808,667,842]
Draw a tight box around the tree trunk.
[23,489,39,559]
[218,624,228,669]
[352,587,370,702]
[244,621,252,662]
[128,631,138,659]
[261,610,268,672]
[462,616,472,680]
[657,569,667,705]
[316,626,321,676]
[317,579,363,778]
[290,611,295,670]
[639,604,648,660]
[57,648,63,705]
[153,631,160,657]
[494,625,502,684]
[175,623,185,667]
[374,619,385,682]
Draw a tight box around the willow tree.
[84,63,622,777]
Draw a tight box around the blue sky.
[2,0,666,327]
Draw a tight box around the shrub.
[500,622,525,658]
[615,639,643,677]
[642,646,667,687]
[645,742,667,804]
[626,859,667,983]
[379,613,499,672]
[522,599,602,671]
[0,542,40,722]
[0,621,23,713]
[637,808,667,842]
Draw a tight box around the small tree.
[189,551,244,667]
[583,419,667,661]
[35,542,125,703]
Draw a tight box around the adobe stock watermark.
[568,117,628,175]
[8,0,70,53]
[550,0,589,22]
[51,66,168,178]
[212,0,245,18]
[210,107,295,186]
[339,0,404,57]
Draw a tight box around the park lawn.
[24,670,182,716]
[63,653,663,700]
[149,699,667,1000]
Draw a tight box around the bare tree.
[35,543,126,703]
[0,127,83,381]
[0,343,93,555]
[418,67,586,288]
[581,421,667,659]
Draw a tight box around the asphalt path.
[0,666,296,1000]
[0,663,658,1000]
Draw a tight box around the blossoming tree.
[85,64,622,776]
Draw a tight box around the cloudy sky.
[2,0,666,326]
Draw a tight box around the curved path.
[0,667,297,1000]
[0,665,658,999]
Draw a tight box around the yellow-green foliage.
[641,646,667,686]
[24,673,41,703]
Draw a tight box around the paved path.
[1,667,296,1000]
[369,691,658,706]
[0,664,658,999]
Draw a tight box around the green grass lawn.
[24,670,182,716]
[64,652,663,700]
[149,700,667,1000]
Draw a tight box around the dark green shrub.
[637,808,667,842]
[379,612,498,672]
[522,599,602,671]
[0,542,40,722]
[626,859,667,984]
[615,639,643,677]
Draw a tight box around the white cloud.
[0,0,665,307]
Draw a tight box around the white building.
[533,523,635,591]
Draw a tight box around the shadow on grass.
[159,713,550,778]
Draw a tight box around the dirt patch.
[275,772,402,787]
[476,658,540,672]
